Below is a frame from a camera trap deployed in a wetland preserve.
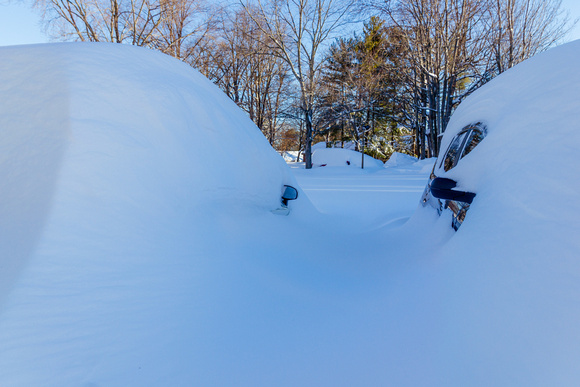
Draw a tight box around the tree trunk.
[304,108,313,169]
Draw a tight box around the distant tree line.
[32,0,576,166]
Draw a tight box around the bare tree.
[35,0,217,64]
[484,0,574,76]
[154,0,218,62]
[208,7,293,146]
[363,0,575,158]
[36,0,159,43]
[379,0,486,157]
[240,0,354,168]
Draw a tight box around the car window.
[460,128,485,159]
[440,130,469,171]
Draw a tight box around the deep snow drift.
[1,40,580,387]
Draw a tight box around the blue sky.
[1,0,579,46]
[564,0,580,41]
[0,2,46,46]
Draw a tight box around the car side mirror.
[430,177,476,204]
[281,185,298,206]
[272,185,299,216]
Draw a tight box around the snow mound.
[281,150,300,162]
[312,141,356,150]
[312,147,384,168]
[311,141,328,150]
[384,152,417,167]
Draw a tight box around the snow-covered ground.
[1,40,580,386]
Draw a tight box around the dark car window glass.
[460,128,485,159]
[441,131,468,171]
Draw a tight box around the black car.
[420,122,486,230]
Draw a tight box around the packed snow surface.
[1,41,580,386]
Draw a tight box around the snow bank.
[312,141,356,150]
[384,152,417,167]
[384,152,435,174]
[312,147,384,168]
[311,141,328,150]
[281,150,300,162]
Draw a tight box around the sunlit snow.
[1,41,580,386]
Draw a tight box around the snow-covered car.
[0,42,311,385]
[420,122,486,230]
[419,40,580,233]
